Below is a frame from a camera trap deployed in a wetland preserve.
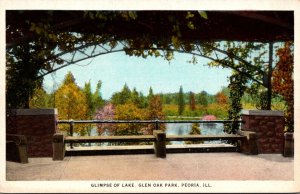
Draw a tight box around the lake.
[89,123,225,145]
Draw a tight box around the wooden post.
[53,133,65,160]
[153,130,166,158]
[70,120,74,149]
[238,130,258,155]
[283,132,294,157]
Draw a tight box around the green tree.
[29,87,51,108]
[185,123,202,144]
[147,87,154,103]
[111,84,132,105]
[198,91,208,107]
[82,80,104,136]
[178,86,185,115]
[55,72,88,135]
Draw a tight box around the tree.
[111,84,132,105]
[185,123,202,144]
[198,91,208,107]
[55,72,88,135]
[272,41,294,132]
[146,95,166,133]
[189,92,196,111]
[95,103,116,135]
[82,80,104,135]
[29,87,51,108]
[114,103,147,136]
[215,91,228,104]
[178,86,185,115]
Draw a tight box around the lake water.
[89,123,225,145]
[166,123,225,144]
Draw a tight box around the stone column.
[6,109,58,157]
[283,132,294,157]
[153,130,166,158]
[241,110,284,154]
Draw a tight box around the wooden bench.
[53,130,258,160]
[6,134,29,163]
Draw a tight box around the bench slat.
[65,135,156,143]
[166,134,246,141]
[64,134,246,143]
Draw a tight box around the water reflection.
[87,123,225,146]
[166,123,225,144]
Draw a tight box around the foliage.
[224,72,247,134]
[185,123,202,144]
[146,95,166,133]
[114,103,147,135]
[82,80,104,135]
[55,72,88,135]
[94,103,116,135]
[111,84,132,105]
[29,87,51,108]
[198,91,209,107]
[6,44,43,108]
[206,103,228,119]
[178,86,185,115]
[272,41,294,132]
[189,92,196,111]
[215,91,228,104]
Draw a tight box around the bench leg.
[153,130,166,158]
[53,133,65,160]
[238,130,258,155]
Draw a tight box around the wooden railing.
[53,119,259,160]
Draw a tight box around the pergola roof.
[6,10,293,48]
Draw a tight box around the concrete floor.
[6,153,294,181]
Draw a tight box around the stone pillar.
[241,110,284,154]
[53,133,65,160]
[6,109,58,157]
[238,130,258,155]
[283,132,294,157]
[153,130,166,158]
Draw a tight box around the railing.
[53,119,260,160]
[58,119,244,137]
[57,119,243,149]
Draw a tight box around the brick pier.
[6,109,58,157]
[241,110,284,154]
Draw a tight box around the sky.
[43,51,232,100]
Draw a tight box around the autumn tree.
[215,91,228,104]
[114,103,147,136]
[178,86,185,115]
[55,72,88,135]
[189,92,196,111]
[272,41,294,132]
[146,95,166,133]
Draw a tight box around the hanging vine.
[224,71,248,134]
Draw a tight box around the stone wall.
[6,109,58,157]
[241,110,284,154]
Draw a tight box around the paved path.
[6,153,293,181]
